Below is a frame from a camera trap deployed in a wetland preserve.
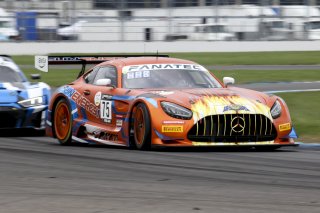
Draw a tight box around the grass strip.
[211,69,320,84]
[24,68,80,87]
[23,68,320,87]
[278,91,320,142]
[169,52,320,65]
[12,51,320,66]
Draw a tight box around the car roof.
[97,57,197,67]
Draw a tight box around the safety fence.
[0,1,319,42]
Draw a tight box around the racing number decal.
[100,100,112,122]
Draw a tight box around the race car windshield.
[122,69,222,89]
[0,66,24,83]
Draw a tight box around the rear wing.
[35,55,119,74]
[35,54,169,78]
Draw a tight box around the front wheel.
[53,99,72,145]
[133,103,151,150]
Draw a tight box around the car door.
[91,65,118,127]
[79,65,117,127]
[72,65,131,145]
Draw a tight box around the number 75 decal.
[100,100,112,120]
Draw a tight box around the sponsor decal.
[279,123,291,132]
[98,94,113,123]
[116,119,123,127]
[94,131,118,141]
[48,56,112,62]
[71,91,99,118]
[162,120,185,124]
[101,132,118,141]
[64,86,75,97]
[80,57,116,61]
[127,70,150,79]
[94,92,102,106]
[49,56,82,62]
[35,56,48,72]
[122,64,207,74]
[151,91,174,96]
[100,100,112,123]
[86,124,119,142]
[162,125,183,133]
[223,104,249,112]
[102,94,112,100]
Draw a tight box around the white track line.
[264,89,320,93]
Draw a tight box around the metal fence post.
[119,0,126,41]
[168,0,173,36]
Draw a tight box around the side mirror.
[223,77,235,87]
[31,74,41,80]
[95,78,114,87]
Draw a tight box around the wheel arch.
[127,99,152,147]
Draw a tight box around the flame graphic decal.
[190,95,272,123]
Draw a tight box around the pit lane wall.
[2,41,320,55]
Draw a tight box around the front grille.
[0,107,25,128]
[187,114,277,142]
[0,112,19,128]
[30,110,43,128]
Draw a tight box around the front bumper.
[0,104,47,129]
[152,123,297,147]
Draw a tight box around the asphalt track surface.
[239,81,320,93]
[0,132,320,213]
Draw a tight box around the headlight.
[161,101,192,120]
[270,100,282,119]
[18,96,44,108]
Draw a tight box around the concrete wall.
[1,41,320,55]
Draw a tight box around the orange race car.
[35,55,297,150]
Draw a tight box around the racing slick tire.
[133,103,151,150]
[53,99,72,145]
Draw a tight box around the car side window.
[84,67,99,84]
[93,66,117,86]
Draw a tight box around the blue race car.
[0,55,51,131]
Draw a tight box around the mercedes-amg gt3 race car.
[0,55,51,130]
[35,55,297,150]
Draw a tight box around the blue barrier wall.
[16,12,37,41]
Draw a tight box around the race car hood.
[143,87,274,122]
[0,82,50,103]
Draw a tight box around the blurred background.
[0,0,320,42]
